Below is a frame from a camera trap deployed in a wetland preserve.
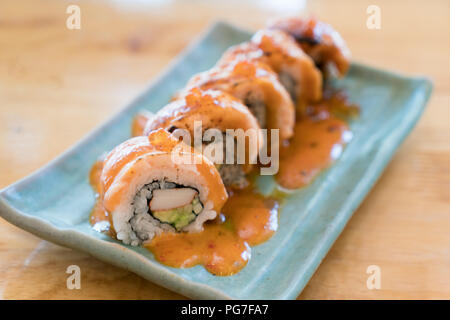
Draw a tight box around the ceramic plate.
[0,22,432,299]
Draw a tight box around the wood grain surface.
[0,0,449,299]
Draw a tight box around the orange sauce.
[90,89,358,276]
[222,190,278,246]
[146,189,279,275]
[147,218,250,276]
[277,89,358,189]
[277,117,350,189]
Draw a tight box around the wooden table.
[1,0,449,299]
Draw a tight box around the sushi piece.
[100,128,228,245]
[144,88,264,189]
[268,16,351,78]
[251,29,323,105]
[179,59,295,140]
[220,29,323,106]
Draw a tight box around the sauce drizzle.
[146,188,280,276]
[277,89,357,189]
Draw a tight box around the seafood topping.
[150,188,198,211]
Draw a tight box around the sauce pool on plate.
[277,89,358,189]
[147,189,279,276]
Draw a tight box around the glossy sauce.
[90,89,357,276]
[277,117,350,189]
[146,189,279,275]
[277,90,357,189]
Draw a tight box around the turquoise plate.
[0,22,432,299]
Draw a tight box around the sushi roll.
[180,60,295,140]
[267,16,351,78]
[220,29,323,107]
[100,128,228,245]
[144,88,264,189]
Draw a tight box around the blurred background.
[0,0,449,299]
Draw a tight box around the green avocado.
[152,197,202,231]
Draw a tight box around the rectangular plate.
[0,22,432,299]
